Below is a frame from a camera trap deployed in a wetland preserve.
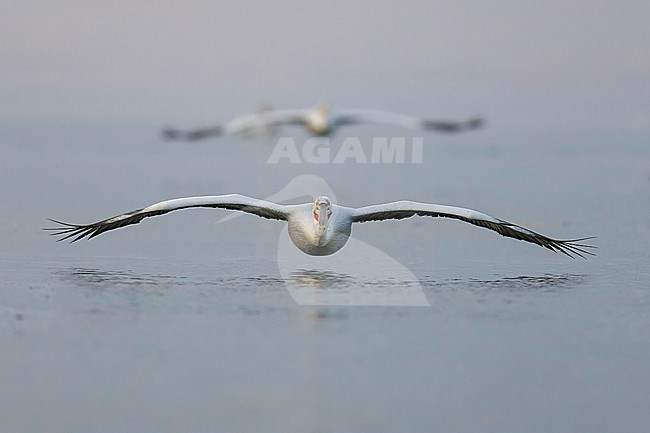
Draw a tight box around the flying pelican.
[162,103,484,140]
[47,195,594,258]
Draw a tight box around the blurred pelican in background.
[162,103,484,141]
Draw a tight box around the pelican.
[162,103,484,140]
[47,195,594,258]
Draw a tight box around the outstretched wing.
[333,109,484,132]
[47,194,289,242]
[162,109,309,141]
[421,117,483,132]
[352,201,595,258]
[162,125,223,141]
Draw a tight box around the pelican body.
[48,195,594,258]
[286,196,352,255]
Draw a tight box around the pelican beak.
[318,203,329,229]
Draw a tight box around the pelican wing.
[162,125,223,141]
[225,109,308,132]
[333,109,484,132]
[47,194,289,242]
[163,109,309,141]
[352,201,595,258]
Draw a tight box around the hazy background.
[1,2,649,433]
[2,1,649,131]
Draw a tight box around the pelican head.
[313,196,332,231]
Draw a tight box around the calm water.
[1,123,649,432]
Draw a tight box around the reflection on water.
[291,304,351,328]
[421,273,587,317]
[420,273,585,292]
[52,268,588,332]
[285,268,430,306]
[56,267,285,290]
[55,267,584,307]
[289,269,356,289]
[470,273,585,291]
[463,273,585,293]
[57,266,430,306]
[63,267,184,287]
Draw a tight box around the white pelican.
[47,195,594,258]
[162,103,484,140]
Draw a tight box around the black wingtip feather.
[547,237,597,259]
[46,218,96,243]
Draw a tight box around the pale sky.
[2,0,649,131]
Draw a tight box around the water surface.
[1,126,649,433]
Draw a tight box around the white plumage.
[162,104,484,140]
[48,194,594,258]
